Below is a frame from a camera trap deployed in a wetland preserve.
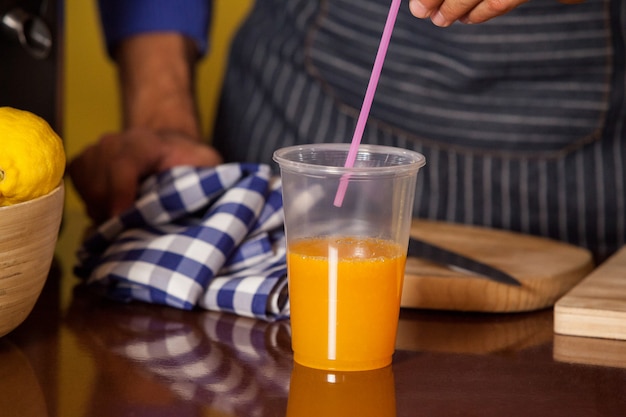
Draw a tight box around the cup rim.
[273,143,426,176]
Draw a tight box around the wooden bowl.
[0,183,64,337]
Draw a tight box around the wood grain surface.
[0,184,64,336]
[403,220,595,313]
[554,334,626,369]
[554,246,626,341]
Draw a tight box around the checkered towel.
[75,163,289,321]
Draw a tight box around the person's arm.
[69,33,222,223]
[98,0,211,138]
[69,2,221,224]
[410,0,586,27]
[115,33,201,140]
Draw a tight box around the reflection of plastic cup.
[286,362,396,417]
[274,144,425,371]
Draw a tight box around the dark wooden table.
[3,206,625,417]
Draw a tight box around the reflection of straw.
[334,0,402,207]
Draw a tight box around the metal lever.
[1,7,52,59]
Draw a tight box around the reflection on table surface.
[3,207,626,417]
[287,363,396,417]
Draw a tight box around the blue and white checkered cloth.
[75,163,289,321]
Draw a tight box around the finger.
[68,144,110,222]
[458,0,529,24]
[430,0,481,26]
[70,133,135,223]
[106,155,141,219]
[409,0,443,18]
[101,132,163,219]
[158,139,224,170]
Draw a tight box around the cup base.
[294,353,392,372]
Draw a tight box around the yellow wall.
[59,3,253,416]
[63,0,254,211]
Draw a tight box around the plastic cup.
[286,362,396,417]
[273,143,425,371]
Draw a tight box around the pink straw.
[334,0,402,207]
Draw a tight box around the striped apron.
[213,0,626,261]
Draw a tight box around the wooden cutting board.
[553,334,626,369]
[554,246,626,340]
[402,220,595,313]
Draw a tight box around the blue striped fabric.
[74,163,289,321]
[214,0,625,262]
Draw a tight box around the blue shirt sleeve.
[98,0,212,56]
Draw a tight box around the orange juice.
[287,236,406,371]
[286,363,396,417]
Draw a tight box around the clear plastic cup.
[273,143,425,371]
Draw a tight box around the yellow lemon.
[0,107,65,206]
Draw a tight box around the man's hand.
[70,32,219,224]
[69,129,223,224]
[409,0,583,27]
